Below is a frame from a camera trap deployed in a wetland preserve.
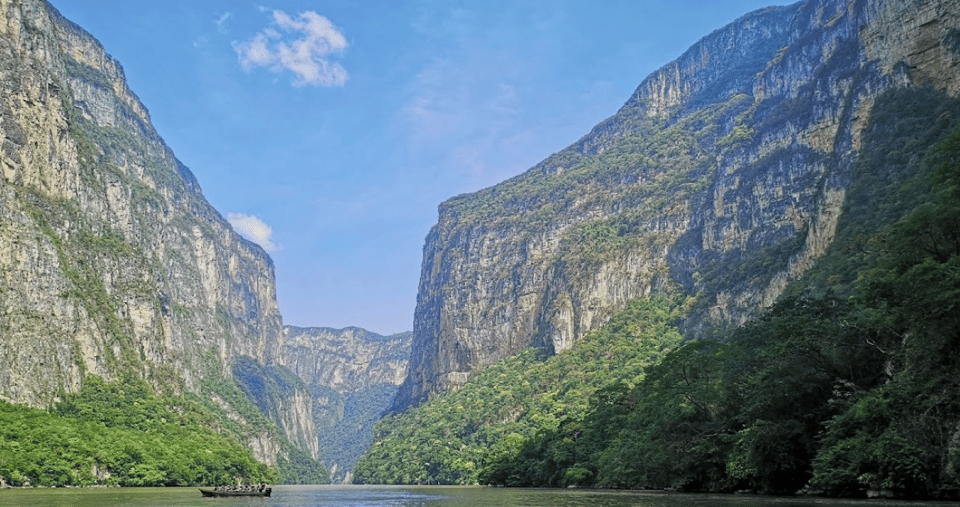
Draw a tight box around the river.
[0,485,956,507]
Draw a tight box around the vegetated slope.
[396,0,960,409]
[0,376,275,487]
[478,113,960,499]
[353,297,684,485]
[354,94,960,498]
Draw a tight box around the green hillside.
[353,296,686,485]
[0,377,274,487]
[0,361,330,487]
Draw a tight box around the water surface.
[0,485,956,507]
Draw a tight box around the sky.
[51,0,784,335]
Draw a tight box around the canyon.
[3,0,960,483]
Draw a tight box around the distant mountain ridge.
[395,0,960,409]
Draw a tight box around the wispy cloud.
[233,9,348,87]
[227,212,282,252]
[214,12,232,34]
[399,52,530,191]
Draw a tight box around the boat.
[198,487,272,497]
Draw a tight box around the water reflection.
[1,485,958,507]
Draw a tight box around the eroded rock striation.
[395,0,960,409]
[0,0,315,466]
[0,0,414,478]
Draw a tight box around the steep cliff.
[0,0,317,468]
[396,0,960,409]
[282,326,411,482]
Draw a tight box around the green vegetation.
[0,376,274,487]
[352,296,685,485]
[316,383,400,483]
[353,108,960,499]
[717,124,755,147]
[0,365,329,487]
[482,294,888,493]
[197,354,330,485]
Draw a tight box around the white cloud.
[233,9,348,87]
[227,212,282,252]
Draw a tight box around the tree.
[811,126,960,499]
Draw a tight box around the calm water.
[0,485,957,507]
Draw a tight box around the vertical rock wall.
[0,0,315,463]
[396,0,960,409]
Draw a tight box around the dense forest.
[0,376,271,487]
[354,296,687,485]
[353,90,960,499]
[0,374,328,487]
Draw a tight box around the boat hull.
[199,487,272,497]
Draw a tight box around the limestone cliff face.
[0,0,315,464]
[396,0,960,409]
[282,326,411,482]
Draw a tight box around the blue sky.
[51,0,783,335]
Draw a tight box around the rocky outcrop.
[282,326,411,482]
[0,0,315,464]
[396,0,960,409]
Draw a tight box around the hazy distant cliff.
[396,0,960,409]
[282,326,411,482]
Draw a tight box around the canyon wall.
[396,0,960,409]
[0,0,316,465]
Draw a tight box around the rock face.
[395,0,960,409]
[282,326,411,482]
[0,0,318,465]
[0,0,415,477]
